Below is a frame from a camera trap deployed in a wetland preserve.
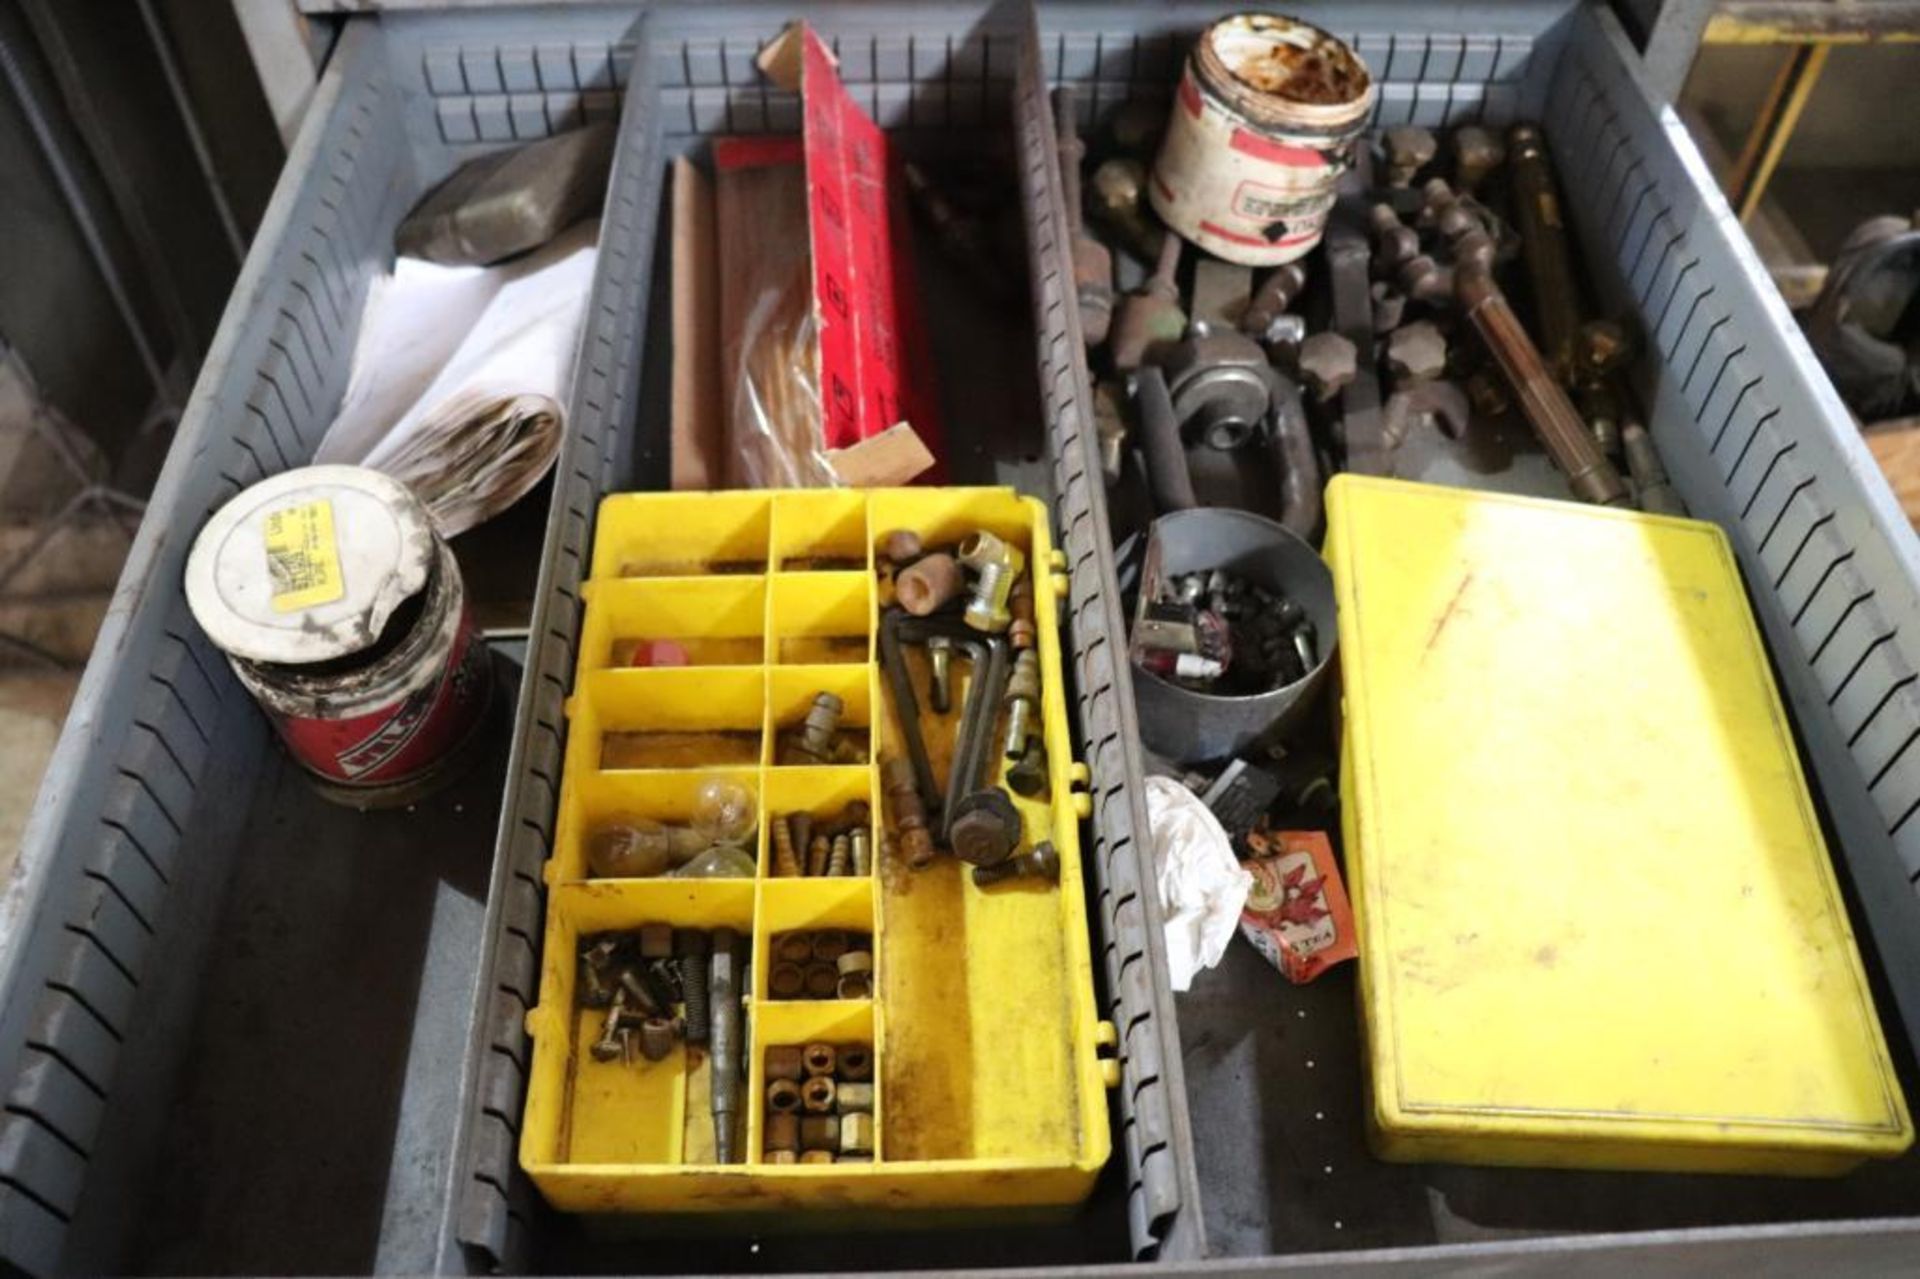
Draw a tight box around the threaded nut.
[764,1045,805,1081]
[839,1112,875,1156]
[803,962,839,999]
[835,1081,875,1114]
[769,962,806,1000]
[802,1042,837,1078]
[767,1079,803,1114]
[764,1112,800,1153]
[837,1044,873,1081]
[799,1115,840,1152]
[801,1077,837,1114]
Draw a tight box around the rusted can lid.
[185,464,436,666]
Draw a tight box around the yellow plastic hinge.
[525,1004,561,1040]
[1070,761,1091,787]
[541,859,564,886]
[579,580,597,604]
[563,694,579,718]
[1049,549,1067,571]
[1095,1020,1122,1089]
[1073,790,1094,820]
[1051,570,1070,599]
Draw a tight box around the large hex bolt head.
[1298,332,1359,402]
[948,788,1022,867]
[1384,320,1449,384]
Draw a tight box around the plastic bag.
[728,267,837,487]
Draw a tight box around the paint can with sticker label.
[1149,13,1374,266]
[185,464,493,807]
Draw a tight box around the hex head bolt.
[837,1044,873,1081]
[674,930,710,1044]
[802,1076,838,1114]
[1240,262,1308,345]
[949,788,1022,867]
[767,1079,803,1115]
[883,757,937,869]
[895,552,964,616]
[709,927,742,1163]
[771,814,802,878]
[1368,203,1420,273]
[802,1042,838,1078]
[972,842,1063,888]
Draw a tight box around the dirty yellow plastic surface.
[520,488,1111,1214]
[1325,476,1913,1176]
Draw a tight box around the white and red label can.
[186,465,492,807]
[1149,14,1375,266]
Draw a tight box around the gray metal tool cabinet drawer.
[7,0,1920,1275]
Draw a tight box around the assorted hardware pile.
[877,528,1057,881]
[577,924,746,1161]
[768,930,875,1000]
[762,1042,875,1164]
[770,802,873,877]
[1136,569,1318,695]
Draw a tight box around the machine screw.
[676,930,710,1044]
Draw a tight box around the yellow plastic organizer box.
[1325,475,1914,1176]
[520,487,1115,1216]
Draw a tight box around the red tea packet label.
[1239,830,1356,984]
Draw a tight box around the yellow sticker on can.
[264,499,345,613]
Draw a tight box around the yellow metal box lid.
[1325,476,1912,1174]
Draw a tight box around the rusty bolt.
[1575,320,1632,382]
[1298,332,1359,402]
[806,834,830,877]
[850,827,872,877]
[1370,281,1407,335]
[1451,125,1504,193]
[837,1044,873,1081]
[1382,125,1438,188]
[1466,369,1510,418]
[786,692,845,765]
[949,788,1022,867]
[766,1149,799,1164]
[1008,577,1036,651]
[882,757,937,869]
[802,1076,837,1114]
[972,842,1063,888]
[1368,203,1420,271]
[765,1045,805,1081]
[826,833,851,877]
[1385,321,1449,384]
[590,992,628,1063]
[835,1081,875,1114]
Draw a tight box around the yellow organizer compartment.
[1325,475,1914,1176]
[522,487,1113,1215]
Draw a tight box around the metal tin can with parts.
[1149,13,1374,266]
[184,464,493,807]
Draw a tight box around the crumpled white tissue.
[1145,775,1255,991]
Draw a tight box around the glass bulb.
[691,776,756,846]
[672,842,758,879]
[586,820,674,878]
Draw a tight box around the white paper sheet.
[318,219,599,536]
[1145,775,1256,991]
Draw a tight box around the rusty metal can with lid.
[185,464,493,807]
[1150,13,1375,265]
